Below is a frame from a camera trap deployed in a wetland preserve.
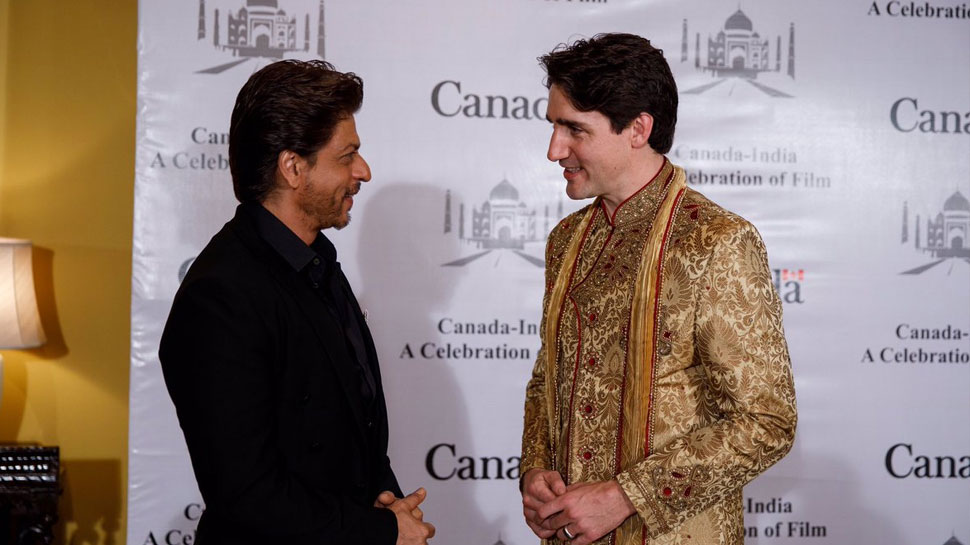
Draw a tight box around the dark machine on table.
[0,446,59,545]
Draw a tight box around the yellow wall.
[0,1,135,543]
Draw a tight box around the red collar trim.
[600,158,670,226]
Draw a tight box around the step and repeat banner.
[129,1,969,544]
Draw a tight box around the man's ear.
[629,112,654,150]
[277,150,305,190]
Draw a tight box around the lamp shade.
[0,238,46,349]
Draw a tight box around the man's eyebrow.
[339,142,361,153]
[547,116,587,130]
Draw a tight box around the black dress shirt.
[248,202,377,404]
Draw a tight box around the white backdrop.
[129,1,970,544]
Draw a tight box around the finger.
[559,527,583,542]
[546,512,570,531]
[524,508,546,528]
[530,485,558,504]
[544,472,567,495]
[374,491,396,507]
[409,487,427,501]
[539,516,559,531]
[400,487,427,509]
[425,522,436,538]
[412,507,423,519]
[527,520,556,539]
[534,523,556,539]
[552,480,567,495]
[536,497,565,520]
[522,495,546,511]
[573,530,595,545]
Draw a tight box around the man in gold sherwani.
[520,34,797,545]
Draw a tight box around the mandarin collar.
[599,158,674,228]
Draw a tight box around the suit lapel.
[337,273,386,398]
[282,274,370,444]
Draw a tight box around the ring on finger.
[563,525,576,540]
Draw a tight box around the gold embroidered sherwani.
[521,160,797,545]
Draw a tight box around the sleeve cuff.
[616,470,670,538]
[365,506,399,545]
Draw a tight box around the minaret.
[915,215,921,249]
[680,20,688,62]
[198,0,206,40]
[902,201,908,243]
[317,0,326,59]
[775,36,781,71]
[305,15,310,51]
[707,34,714,71]
[787,23,795,79]
[444,190,452,234]
[213,9,220,47]
[459,204,465,240]
[695,33,700,68]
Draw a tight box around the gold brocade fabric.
[521,160,797,545]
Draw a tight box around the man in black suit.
[159,60,435,545]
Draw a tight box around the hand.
[387,488,436,545]
[520,468,566,539]
[536,480,635,545]
[375,490,424,520]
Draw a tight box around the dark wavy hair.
[540,33,678,154]
[228,60,363,203]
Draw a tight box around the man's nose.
[547,131,568,162]
[356,155,372,182]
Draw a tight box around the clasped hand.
[374,488,436,545]
[520,469,636,544]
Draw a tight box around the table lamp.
[0,238,47,410]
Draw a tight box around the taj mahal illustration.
[901,190,970,274]
[679,7,795,97]
[195,0,324,73]
[441,179,563,267]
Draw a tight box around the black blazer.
[159,204,402,545]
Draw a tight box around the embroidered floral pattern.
[522,164,796,545]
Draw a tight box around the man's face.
[545,84,632,202]
[298,115,371,230]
